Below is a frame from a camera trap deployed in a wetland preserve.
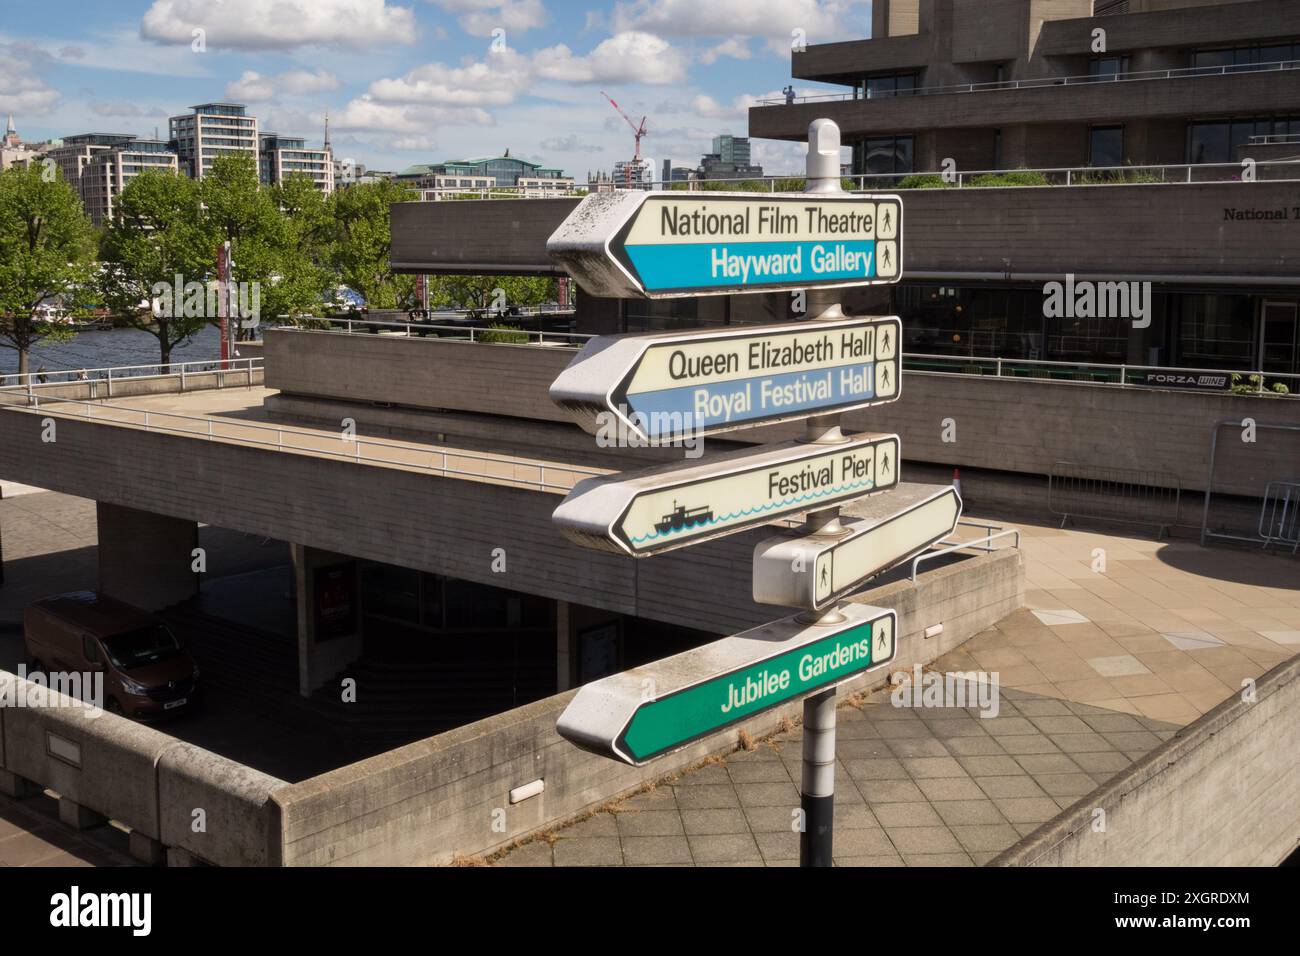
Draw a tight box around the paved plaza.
[494,517,1299,866]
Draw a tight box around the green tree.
[201,154,281,339]
[99,170,216,365]
[0,163,96,376]
[262,174,335,322]
[328,179,417,310]
[428,275,556,315]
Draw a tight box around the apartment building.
[398,154,573,197]
[44,133,179,225]
[259,133,334,193]
[169,103,259,180]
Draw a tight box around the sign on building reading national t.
[552,433,900,557]
[550,316,901,443]
[547,191,903,299]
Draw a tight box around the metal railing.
[524,158,1300,196]
[1049,461,1182,538]
[759,58,1300,105]
[0,356,263,396]
[1259,481,1300,555]
[910,528,1021,582]
[277,315,591,346]
[0,395,604,494]
[902,353,1299,397]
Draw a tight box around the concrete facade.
[262,330,1300,499]
[271,548,1023,866]
[96,502,198,612]
[993,653,1300,866]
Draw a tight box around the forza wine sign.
[552,433,900,557]
[547,191,903,298]
[550,316,902,443]
[556,603,897,765]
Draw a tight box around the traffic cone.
[953,467,963,499]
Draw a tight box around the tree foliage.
[0,163,97,375]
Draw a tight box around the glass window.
[1188,122,1231,164]
[1174,294,1255,368]
[361,562,420,623]
[853,135,915,176]
[1088,126,1124,167]
[1087,56,1130,80]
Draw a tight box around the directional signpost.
[553,434,899,556]
[547,191,902,299]
[545,118,952,867]
[753,486,963,611]
[558,603,895,765]
[550,316,900,442]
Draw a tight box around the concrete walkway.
[493,516,1298,866]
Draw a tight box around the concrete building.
[397,153,573,197]
[259,133,334,193]
[43,133,179,225]
[0,115,49,172]
[612,157,655,189]
[169,103,259,180]
[748,0,1300,376]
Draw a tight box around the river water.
[0,325,222,377]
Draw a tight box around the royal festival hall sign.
[550,316,901,442]
[547,191,902,299]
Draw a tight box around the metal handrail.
[282,316,592,345]
[759,58,1300,105]
[901,353,1298,396]
[910,529,1021,582]
[0,356,263,391]
[0,395,605,494]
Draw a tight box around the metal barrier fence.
[0,396,604,494]
[277,316,591,346]
[759,58,1300,105]
[0,356,263,392]
[903,353,1299,398]
[1260,481,1300,555]
[1049,461,1182,538]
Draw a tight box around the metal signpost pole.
[799,118,849,869]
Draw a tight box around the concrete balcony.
[1037,0,1300,57]
[750,67,1300,140]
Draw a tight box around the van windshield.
[102,625,183,670]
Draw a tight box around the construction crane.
[601,91,647,189]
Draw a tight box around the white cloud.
[332,95,495,133]
[613,0,861,43]
[428,0,548,37]
[91,101,169,119]
[539,133,603,154]
[0,42,61,115]
[533,32,686,85]
[690,92,759,119]
[700,37,751,65]
[227,68,340,101]
[367,50,531,106]
[140,0,416,51]
[389,134,441,151]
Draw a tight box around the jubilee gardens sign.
[543,120,960,868]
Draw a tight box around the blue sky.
[0,0,872,178]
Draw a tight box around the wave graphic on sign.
[630,476,879,544]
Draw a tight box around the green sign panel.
[556,604,896,766]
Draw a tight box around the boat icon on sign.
[655,501,715,534]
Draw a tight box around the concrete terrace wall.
[0,401,796,637]
[993,652,1300,867]
[0,671,286,866]
[272,547,1023,866]
[262,330,1300,498]
[263,328,573,423]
